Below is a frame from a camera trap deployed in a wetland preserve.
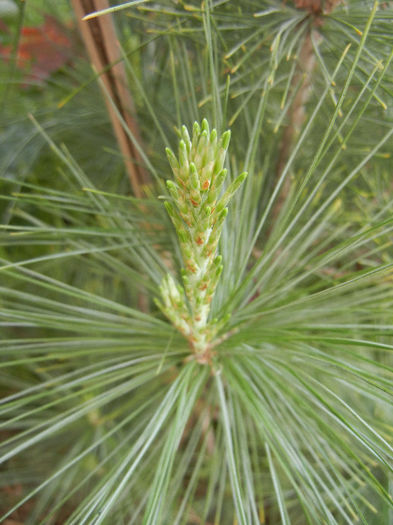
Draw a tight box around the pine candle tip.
[181,125,190,142]
[220,207,229,219]
[215,265,223,277]
[233,171,248,189]
[221,130,231,149]
[165,147,178,168]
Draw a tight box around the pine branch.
[71,0,150,196]
[272,0,342,224]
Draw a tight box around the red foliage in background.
[0,15,74,85]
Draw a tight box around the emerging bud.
[166,180,179,200]
[166,147,179,172]
[220,130,231,151]
[189,163,200,191]
[158,120,247,360]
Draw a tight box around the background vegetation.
[1,0,393,523]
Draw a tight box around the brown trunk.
[71,0,149,197]
[271,0,342,223]
[294,0,342,14]
[272,29,318,224]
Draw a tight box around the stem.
[272,0,342,222]
[71,0,150,196]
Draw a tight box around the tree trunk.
[71,0,150,197]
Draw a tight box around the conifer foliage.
[1,1,393,524]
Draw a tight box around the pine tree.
[1,1,393,523]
